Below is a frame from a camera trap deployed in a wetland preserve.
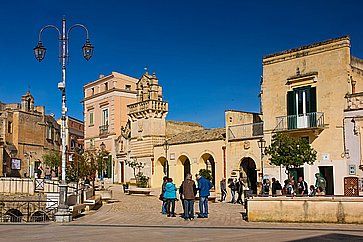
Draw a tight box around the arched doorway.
[200,153,216,188]
[178,155,191,179]
[240,157,257,194]
[155,157,167,186]
[5,209,23,222]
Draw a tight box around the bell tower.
[127,71,168,177]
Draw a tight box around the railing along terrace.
[275,112,324,131]
[128,100,167,114]
[99,124,109,136]
[228,122,263,141]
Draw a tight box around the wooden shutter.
[310,87,317,113]
[287,91,295,115]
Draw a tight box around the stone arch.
[155,156,167,185]
[30,211,49,222]
[199,153,216,188]
[5,209,23,222]
[177,155,191,181]
[240,157,257,194]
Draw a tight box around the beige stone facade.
[83,72,138,182]
[83,36,363,196]
[0,92,60,178]
[261,36,363,195]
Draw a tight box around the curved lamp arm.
[67,24,90,40]
[38,25,61,42]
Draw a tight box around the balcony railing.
[275,112,324,131]
[99,124,109,136]
[228,122,263,141]
[128,100,168,114]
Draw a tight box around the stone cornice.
[263,36,350,65]
[82,88,137,103]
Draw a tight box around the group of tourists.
[160,174,212,220]
[264,174,326,196]
[220,178,245,204]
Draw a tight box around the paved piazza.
[0,185,362,241]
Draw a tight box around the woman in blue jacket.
[164,177,177,217]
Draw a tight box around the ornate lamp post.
[257,138,266,181]
[34,18,93,223]
[163,139,169,178]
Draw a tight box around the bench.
[126,187,152,196]
[84,195,101,206]
[69,203,86,217]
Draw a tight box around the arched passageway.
[5,209,23,222]
[30,211,49,222]
[178,155,191,179]
[200,153,216,188]
[240,157,257,194]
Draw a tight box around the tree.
[125,159,144,179]
[265,133,317,175]
[199,169,213,181]
[42,150,61,176]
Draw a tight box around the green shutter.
[287,91,296,129]
[107,155,112,178]
[310,87,317,112]
[309,87,317,127]
[287,91,295,115]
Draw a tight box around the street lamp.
[163,139,169,178]
[34,18,93,223]
[257,138,266,180]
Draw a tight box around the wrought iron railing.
[99,124,109,136]
[275,112,324,131]
[228,122,263,141]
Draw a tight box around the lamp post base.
[54,207,72,223]
[55,183,72,223]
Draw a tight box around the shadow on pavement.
[289,233,363,241]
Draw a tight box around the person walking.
[180,174,197,220]
[164,177,177,217]
[160,176,168,214]
[196,174,212,218]
[220,178,227,202]
[228,178,236,203]
[236,178,244,204]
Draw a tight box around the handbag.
[159,194,164,201]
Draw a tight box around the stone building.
[261,36,363,195]
[83,72,138,182]
[0,91,60,178]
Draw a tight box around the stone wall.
[248,196,363,224]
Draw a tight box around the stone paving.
[1,185,363,241]
[73,184,247,226]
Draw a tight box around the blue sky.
[0,0,362,128]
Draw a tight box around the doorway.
[240,157,257,194]
[184,159,191,179]
[319,166,334,195]
[289,167,304,182]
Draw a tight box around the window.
[102,109,109,126]
[104,82,108,91]
[125,85,131,91]
[91,88,95,95]
[7,121,12,134]
[89,112,94,126]
[47,125,52,139]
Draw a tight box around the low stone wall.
[247,196,363,224]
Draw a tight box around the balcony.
[275,112,324,132]
[227,122,263,141]
[99,125,109,136]
[128,100,168,115]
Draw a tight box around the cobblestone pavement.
[73,184,247,226]
[0,185,362,241]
